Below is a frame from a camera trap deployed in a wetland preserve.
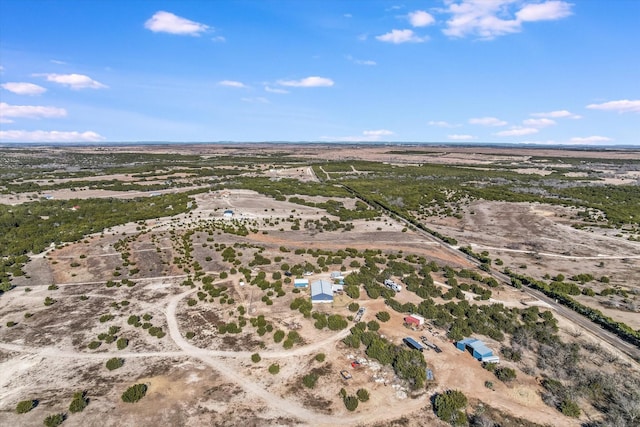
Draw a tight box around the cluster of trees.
[343,322,427,389]
[434,390,468,426]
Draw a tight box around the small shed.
[330,271,344,280]
[223,209,234,218]
[404,314,425,326]
[332,284,344,293]
[294,278,309,288]
[311,280,333,303]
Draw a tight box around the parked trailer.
[384,279,402,292]
[403,337,425,352]
[420,336,443,353]
[354,307,365,322]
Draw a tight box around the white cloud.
[241,97,269,104]
[516,1,573,22]
[277,76,334,87]
[376,29,428,44]
[50,59,67,65]
[569,136,613,144]
[264,86,289,94]
[522,118,556,127]
[211,35,226,42]
[408,10,436,27]
[469,116,507,126]
[344,13,353,18]
[495,127,539,136]
[346,55,376,66]
[443,0,573,40]
[144,11,209,36]
[531,110,581,119]
[0,130,104,142]
[586,99,640,114]
[36,73,107,90]
[1,82,47,95]
[322,129,394,142]
[428,120,456,128]
[448,134,475,140]
[218,80,247,88]
[0,102,67,121]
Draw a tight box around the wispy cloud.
[345,55,376,66]
[531,110,581,119]
[495,127,539,136]
[218,80,247,88]
[376,29,428,43]
[428,120,457,128]
[241,97,269,104]
[144,11,209,36]
[322,129,394,142]
[0,102,66,122]
[0,130,104,142]
[522,118,556,127]
[35,73,107,90]
[408,10,436,27]
[586,99,640,114]
[264,86,289,94]
[448,134,475,140]
[443,0,573,40]
[569,136,613,143]
[1,82,47,96]
[211,35,226,43]
[277,76,334,87]
[469,116,507,127]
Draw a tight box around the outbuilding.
[404,314,425,326]
[311,280,333,303]
[294,278,309,288]
[223,209,234,218]
[456,337,494,360]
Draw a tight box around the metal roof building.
[456,337,494,360]
[311,280,333,303]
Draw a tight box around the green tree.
[268,363,280,374]
[251,353,261,363]
[106,357,124,371]
[43,413,65,427]
[560,399,581,418]
[273,330,285,343]
[348,302,360,312]
[69,391,88,413]
[344,395,359,411]
[315,353,326,362]
[434,390,468,426]
[376,311,391,322]
[495,367,517,382]
[116,337,129,350]
[121,384,147,403]
[356,388,370,402]
[16,399,36,414]
[302,373,319,388]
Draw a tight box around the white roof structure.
[311,279,333,303]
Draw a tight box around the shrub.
[69,391,88,413]
[6,321,17,327]
[343,395,359,411]
[273,330,285,343]
[44,297,56,306]
[187,298,197,306]
[376,311,391,322]
[16,399,36,414]
[348,302,360,312]
[302,373,319,388]
[87,341,101,350]
[116,337,129,350]
[186,331,195,339]
[106,357,124,370]
[560,399,581,417]
[268,364,280,374]
[43,413,65,427]
[367,320,380,331]
[495,367,517,382]
[315,353,326,362]
[434,390,468,426]
[121,384,147,403]
[356,388,370,402]
[99,314,114,323]
[251,353,261,363]
[484,381,494,390]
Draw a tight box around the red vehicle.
[351,361,361,368]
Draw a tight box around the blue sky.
[0,0,638,144]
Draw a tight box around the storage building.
[294,278,309,288]
[404,314,425,326]
[311,280,333,303]
[456,337,494,360]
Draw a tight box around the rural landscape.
[0,143,639,427]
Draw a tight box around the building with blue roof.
[456,337,494,360]
[311,279,333,303]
